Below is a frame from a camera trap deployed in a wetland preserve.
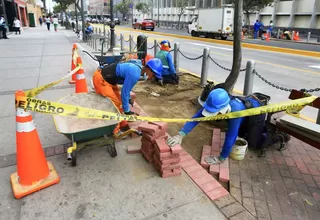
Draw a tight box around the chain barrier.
[178,49,203,61]
[124,38,130,42]
[208,55,246,72]
[116,35,121,41]
[169,49,174,53]
[253,69,320,93]
[148,45,155,49]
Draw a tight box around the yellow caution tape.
[15,95,317,122]
[24,64,82,98]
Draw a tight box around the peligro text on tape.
[24,65,82,98]
[15,95,317,123]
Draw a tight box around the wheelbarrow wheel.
[107,144,117,158]
[71,151,77,167]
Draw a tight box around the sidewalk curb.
[117,27,320,59]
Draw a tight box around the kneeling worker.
[167,88,265,164]
[155,40,179,85]
[93,58,163,134]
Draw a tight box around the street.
[111,26,320,121]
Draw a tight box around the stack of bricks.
[200,128,230,183]
[138,122,183,178]
[138,122,169,164]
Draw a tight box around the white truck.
[188,7,234,40]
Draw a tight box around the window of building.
[168,0,171,7]
[199,0,204,8]
[206,0,212,7]
[189,0,196,7]
[163,0,166,7]
[172,0,176,7]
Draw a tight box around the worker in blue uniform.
[155,40,179,85]
[167,88,265,164]
[253,20,263,39]
[93,58,163,134]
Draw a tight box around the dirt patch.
[133,74,214,161]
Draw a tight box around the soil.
[54,93,119,134]
[133,73,216,161]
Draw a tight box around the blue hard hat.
[202,88,230,117]
[160,40,171,48]
[146,58,163,75]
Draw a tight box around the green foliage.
[53,4,63,13]
[116,1,130,15]
[135,2,151,15]
[243,0,274,13]
[53,0,75,12]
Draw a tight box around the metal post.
[200,47,210,87]
[103,22,106,37]
[107,30,111,47]
[174,42,180,72]
[307,32,311,43]
[80,0,86,41]
[129,34,134,52]
[277,29,281,39]
[109,0,115,50]
[120,33,124,51]
[243,61,256,96]
[317,111,320,125]
[154,39,159,57]
[157,0,160,28]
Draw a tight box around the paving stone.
[274,154,285,165]
[289,166,303,180]
[255,200,271,219]
[302,174,318,188]
[230,174,241,188]
[307,150,320,161]
[221,202,245,218]
[294,179,312,195]
[314,176,320,188]
[279,165,292,178]
[270,212,283,220]
[213,194,236,209]
[229,211,257,220]
[288,191,309,220]
[230,186,242,204]
[284,157,296,167]
[45,146,55,157]
[301,154,315,165]
[0,154,16,168]
[282,214,297,220]
[257,161,271,178]
[281,149,292,157]
[291,152,304,163]
[242,182,253,198]
[296,162,310,175]
[268,164,281,181]
[243,197,257,217]
[253,183,266,201]
[306,209,320,220]
[306,164,320,176]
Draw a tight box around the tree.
[176,0,188,30]
[135,2,151,18]
[53,0,74,23]
[53,4,63,14]
[116,0,130,18]
[243,0,274,26]
[224,0,243,93]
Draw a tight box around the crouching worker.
[155,40,179,85]
[167,88,266,164]
[93,58,163,135]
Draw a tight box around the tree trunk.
[178,14,182,30]
[246,11,250,35]
[224,0,243,94]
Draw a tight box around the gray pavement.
[0,26,226,220]
[115,27,320,121]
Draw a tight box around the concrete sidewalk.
[0,26,227,220]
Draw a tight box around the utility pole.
[157,0,159,27]
[80,0,86,41]
[109,0,115,50]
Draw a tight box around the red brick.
[199,180,222,193]
[306,164,320,176]
[181,159,198,168]
[141,145,154,153]
[180,154,193,162]
[213,128,221,135]
[183,164,203,174]
[141,150,153,163]
[170,144,183,154]
[206,187,229,201]
[274,154,285,165]
[288,144,298,153]
[314,176,320,188]
[201,155,210,168]
[220,132,225,140]
[307,150,320,161]
[211,150,220,157]
[180,150,188,156]
[154,150,179,160]
[296,162,310,175]
[161,167,182,175]
[219,167,230,182]
[284,157,295,167]
[148,122,168,131]
[209,164,220,175]
[202,145,211,155]
[291,153,303,163]
[160,157,181,165]
[138,123,160,134]
[155,138,171,153]
[127,145,141,154]
[187,169,208,179]
[161,171,181,178]
[130,106,141,115]
[296,145,308,154]
[194,173,214,186]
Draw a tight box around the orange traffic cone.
[75,57,88,93]
[241,31,244,40]
[293,31,300,41]
[266,32,270,42]
[69,44,78,84]
[11,91,60,199]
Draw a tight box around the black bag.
[100,63,121,85]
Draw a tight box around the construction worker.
[92,58,163,133]
[167,88,266,164]
[155,40,179,85]
[253,20,263,39]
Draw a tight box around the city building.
[27,0,44,26]
[133,0,320,29]
[88,0,110,16]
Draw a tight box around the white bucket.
[113,47,120,56]
[230,138,248,161]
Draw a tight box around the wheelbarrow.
[53,93,141,167]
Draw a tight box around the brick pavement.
[230,137,320,220]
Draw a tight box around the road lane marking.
[188,42,233,51]
[309,65,320,69]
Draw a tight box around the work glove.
[129,99,134,107]
[124,111,135,115]
[167,131,186,147]
[158,79,164,86]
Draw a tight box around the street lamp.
[109,0,115,50]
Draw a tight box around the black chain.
[300,88,320,93]
[253,69,292,92]
[208,55,246,72]
[169,49,174,53]
[178,49,203,60]
[148,45,155,49]
[124,38,130,42]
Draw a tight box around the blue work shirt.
[180,97,261,159]
[155,50,176,79]
[116,60,142,112]
[253,22,263,32]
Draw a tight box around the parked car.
[133,19,155,31]
[114,18,120,25]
